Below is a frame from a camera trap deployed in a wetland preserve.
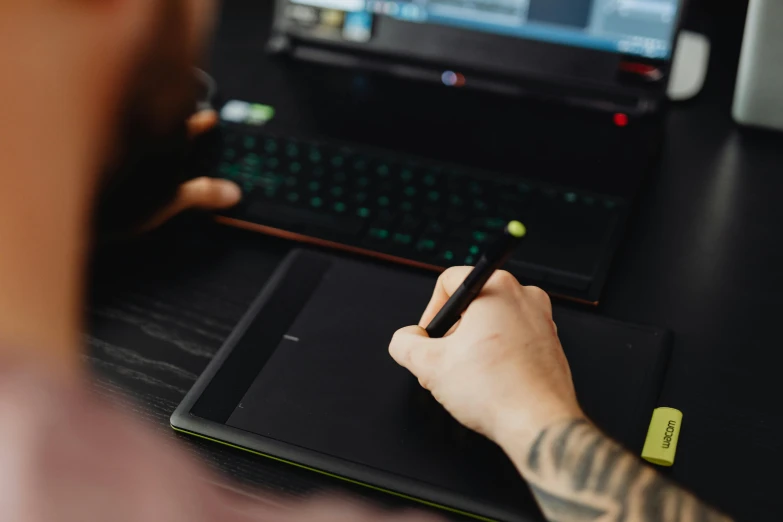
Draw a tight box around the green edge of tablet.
[172,426,498,522]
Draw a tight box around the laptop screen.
[284,0,682,60]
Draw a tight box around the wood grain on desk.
[87,222,436,514]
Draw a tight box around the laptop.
[211,0,686,304]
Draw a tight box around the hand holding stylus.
[390,254,733,522]
[390,266,582,449]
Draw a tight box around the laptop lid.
[269,0,687,112]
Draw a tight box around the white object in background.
[668,31,711,102]
[732,0,783,131]
[221,100,251,123]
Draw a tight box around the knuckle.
[435,270,451,286]
[446,265,473,278]
[389,330,406,351]
[439,266,467,285]
[491,270,519,289]
[390,328,406,343]
[389,328,415,363]
[525,286,553,312]
[525,285,549,300]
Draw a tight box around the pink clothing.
[0,368,441,522]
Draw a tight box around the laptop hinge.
[268,34,661,116]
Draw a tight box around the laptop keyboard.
[214,123,626,301]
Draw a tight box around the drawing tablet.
[171,249,672,522]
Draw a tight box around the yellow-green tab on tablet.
[641,407,683,467]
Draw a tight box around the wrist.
[490,402,587,456]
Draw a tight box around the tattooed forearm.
[516,419,732,522]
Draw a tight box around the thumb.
[177,177,242,211]
[389,326,443,386]
[187,110,219,138]
[139,177,242,233]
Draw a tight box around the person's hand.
[389,267,585,451]
[139,109,241,232]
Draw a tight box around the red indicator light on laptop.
[619,62,664,82]
[613,113,629,127]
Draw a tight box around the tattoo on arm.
[521,420,732,522]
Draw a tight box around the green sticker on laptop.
[247,104,276,125]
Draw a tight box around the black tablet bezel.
[269,0,690,105]
[170,249,536,522]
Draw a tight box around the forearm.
[497,418,732,522]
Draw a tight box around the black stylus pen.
[425,221,527,338]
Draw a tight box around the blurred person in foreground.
[0,1,731,521]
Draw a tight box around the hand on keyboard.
[140,111,242,232]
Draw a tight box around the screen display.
[284,0,682,59]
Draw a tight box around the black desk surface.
[87,2,783,520]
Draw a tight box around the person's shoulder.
[0,366,445,522]
[0,366,207,521]
[0,366,69,453]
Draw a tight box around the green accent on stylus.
[171,426,498,522]
[507,221,526,238]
